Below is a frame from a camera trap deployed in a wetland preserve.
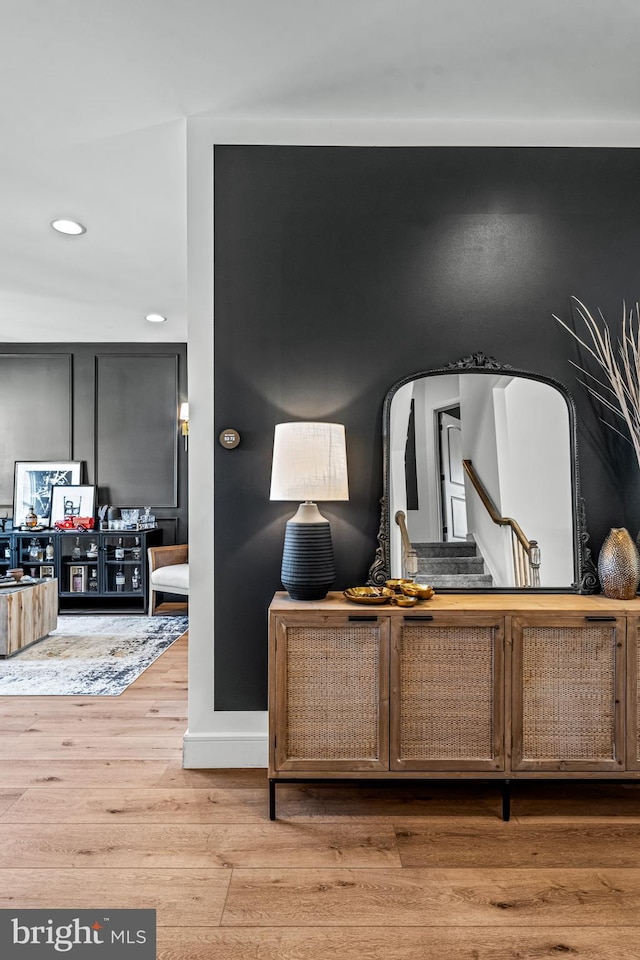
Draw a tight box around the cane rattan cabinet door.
[389,613,505,771]
[626,616,640,769]
[270,614,390,772]
[512,614,625,771]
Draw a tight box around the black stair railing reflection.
[462,459,540,588]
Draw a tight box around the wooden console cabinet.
[268,592,640,818]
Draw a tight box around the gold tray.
[344,586,394,605]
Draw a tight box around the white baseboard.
[182,731,268,768]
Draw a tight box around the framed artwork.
[49,485,95,527]
[13,461,82,528]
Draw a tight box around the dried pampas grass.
[554,296,640,469]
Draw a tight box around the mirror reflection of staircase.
[413,538,493,588]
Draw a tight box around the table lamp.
[270,421,349,600]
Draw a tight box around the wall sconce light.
[179,402,189,451]
[270,421,349,600]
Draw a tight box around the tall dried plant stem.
[553,296,640,471]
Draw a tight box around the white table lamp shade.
[270,422,348,600]
[270,422,349,502]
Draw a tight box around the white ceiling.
[1,0,639,343]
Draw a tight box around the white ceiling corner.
[0,0,638,343]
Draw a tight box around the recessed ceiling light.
[50,218,86,236]
[145,313,167,323]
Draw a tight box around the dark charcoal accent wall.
[0,343,188,543]
[214,145,640,712]
[0,354,72,509]
[95,354,179,506]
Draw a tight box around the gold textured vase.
[598,527,640,599]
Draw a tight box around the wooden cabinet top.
[269,590,640,616]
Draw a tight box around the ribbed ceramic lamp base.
[281,520,335,601]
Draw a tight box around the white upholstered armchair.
[148,543,189,616]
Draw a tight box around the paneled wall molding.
[155,517,179,543]
[0,353,73,510]
[94,353,180,508]
[0,344,187,544]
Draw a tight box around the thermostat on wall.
[219,428,240,449]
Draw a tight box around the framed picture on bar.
[49,485,95,528]
[13,461,82,528]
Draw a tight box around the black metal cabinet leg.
[502,779,511,821]
[269,779,276,820]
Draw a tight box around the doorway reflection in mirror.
[389,373,574,589]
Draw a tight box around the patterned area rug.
[0,615,188,696]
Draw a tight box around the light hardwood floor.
[2,631,640,958]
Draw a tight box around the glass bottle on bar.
[88,567,98,591]
[115,567,125,591]
[131,537,141,561]
[45,537,54,561]
[3,541,10,560]
[72,537,81,560]
[131,567,140,590]
[115,538,125,560]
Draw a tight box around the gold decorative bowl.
[344,586,394,605]
[401,583,435,601]
[385,578,415,592]
[392,593,419,607]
